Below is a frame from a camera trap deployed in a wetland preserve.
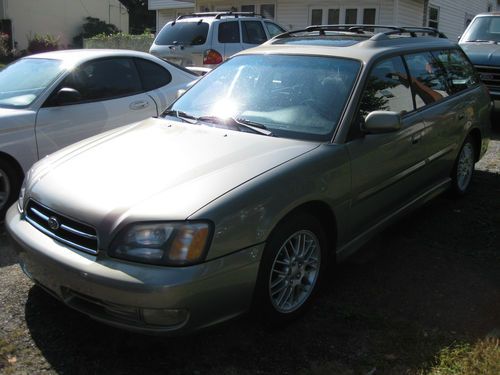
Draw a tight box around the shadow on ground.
[23,168,500,375]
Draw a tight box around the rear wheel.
[254,213,328,324]
[451,136,476,196]
[0,159,22,218]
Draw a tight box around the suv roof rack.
[274,24,447,41]
[174,11,259,22]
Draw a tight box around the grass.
[0,63,5,70]
[425,338,500,375]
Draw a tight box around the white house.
[0,0,129,51]
[149,0,500,40]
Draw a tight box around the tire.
[253,213,328,325]
[450,136,476,197]
[0,159,22,219]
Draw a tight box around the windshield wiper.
[197,116,273,136]
[163,109,198,124]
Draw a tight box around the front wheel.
[254,213,328,324]
[0,159,22,218]
[451,136,476,196]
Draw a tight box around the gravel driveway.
[1,121,499,374]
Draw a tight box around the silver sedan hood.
[29,118,320,233]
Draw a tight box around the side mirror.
[457,35,462,41]
[53,87,82,105]
[362,111,401,134]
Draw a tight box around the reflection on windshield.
[463,17,500,43]
[0,58,65,108]
[167,55,360,140]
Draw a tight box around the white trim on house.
[149,0,195,10]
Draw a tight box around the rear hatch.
[150,21,209,67]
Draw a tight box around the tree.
[118,0,155,34]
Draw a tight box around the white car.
[0,49,197,216]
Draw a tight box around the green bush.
[84,31,154,52]
[0,33,9,58]
[73,17,119,47]
[27,33,59,54]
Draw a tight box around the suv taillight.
[203,49,223,65]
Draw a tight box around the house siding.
[2,0,129,50]
[396,0,425,27]
[431,0,489,39]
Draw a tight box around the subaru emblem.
[48,216,60,231]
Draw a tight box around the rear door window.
[431,49,478,94]
[155,22,209,46]
[218,22,241,43]
[404,52,450,108]
[242,21,267,44]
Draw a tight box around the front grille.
[25,200,98,255]
[475,65,500,92]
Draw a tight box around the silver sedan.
[0,49,197,216]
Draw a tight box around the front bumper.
[6,205,263,334]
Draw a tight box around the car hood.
[460,43,500,66]
[28,118,320,236]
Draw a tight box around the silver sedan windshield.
[168,54,360,140]
[0,58,64,108]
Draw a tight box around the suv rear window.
[155,22,209,46]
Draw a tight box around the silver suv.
[8,25,491,335]
[149,12,286,68]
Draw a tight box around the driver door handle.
[130,101,149,110]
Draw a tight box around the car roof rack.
[274,24,447,41]
[174,11,259,22]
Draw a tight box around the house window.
[363,9,376,25]
[309,6,377,25]
[261,4,275,19]
[345,9,358,24]
[241,5,255,13]
[428,5,440,29]
[311,9,323,25]
[328,9,340,24]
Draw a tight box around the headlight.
[109,222,212,266]
[18,178,27,213]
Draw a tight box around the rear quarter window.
[135,58,172,91]
[218,22,241,43]
[431,49,478,94]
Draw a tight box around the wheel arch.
[468,127,482,162]
[271,200,338,257]
[0,151,25,182]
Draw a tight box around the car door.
[408,49,480,183]
[35,57,157,158]
[241,20,268,50]
[217,21,244,60]
[346,56,429,236]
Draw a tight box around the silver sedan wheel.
[0,168,11,212]
[457,142,474,192]
[268,230,321,314]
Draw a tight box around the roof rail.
[173,11,258,23]
[274,24,447,40]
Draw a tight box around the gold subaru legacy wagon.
[6,25,491,334]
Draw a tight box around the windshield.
[155,22,209,46]
[463,16,500,43]
[167,54,360,140]
[0,58,65,108]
